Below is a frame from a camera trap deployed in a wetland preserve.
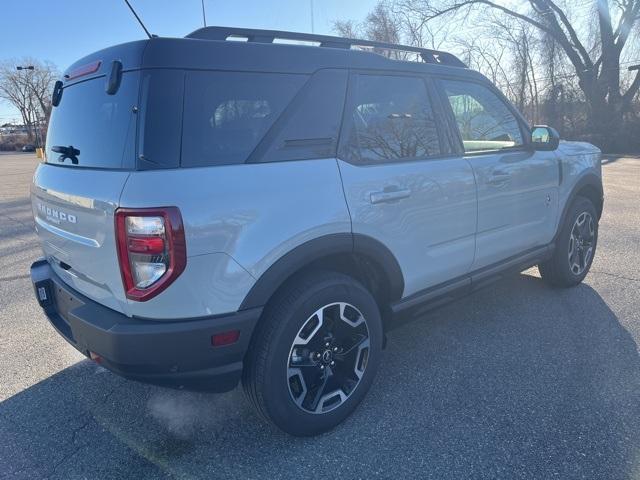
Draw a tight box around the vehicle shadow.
[1,273,638,479]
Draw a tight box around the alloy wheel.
[568,211,595,276]
[287,302,370,414]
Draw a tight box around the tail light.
[115,207,186,301]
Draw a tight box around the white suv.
[30,27,603,436]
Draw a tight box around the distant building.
[0,123,29,135]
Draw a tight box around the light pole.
[16,65,41,149]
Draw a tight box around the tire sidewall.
[260,275,383,436]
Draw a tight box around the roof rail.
[185,26,467,68]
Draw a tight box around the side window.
[182,71,307,167]
[341,74,441,164]
[440,80,524,153]
[256,69,348,163]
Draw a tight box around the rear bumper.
[30,258,261,392]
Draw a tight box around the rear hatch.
[31,43,146,314]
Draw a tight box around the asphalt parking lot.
[0,152,639,479]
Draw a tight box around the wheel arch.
[238,233,405,311]
[556,173,603,241]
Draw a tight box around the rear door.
[436,78,560,269]
[32,69,142,313]
[337,72,477,297]
[32,168,130,312]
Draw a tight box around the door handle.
[370,187,412,204]
[487,171,511,187]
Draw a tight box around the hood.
[556,140,601,157]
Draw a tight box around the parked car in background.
[30,27,603,436]
[21,144,36,152]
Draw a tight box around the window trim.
[433,75,533,157]
[337,69,455,167]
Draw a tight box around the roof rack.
[186,26,467,68]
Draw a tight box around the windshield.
[45,72,139,169]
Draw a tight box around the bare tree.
[488,18,541,123]
[452,34,511,88]
[333,19,361,39]
[334,1,411,59]
[0,58,58,142]
[404,0,640,149]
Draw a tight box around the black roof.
[64,26,485,83]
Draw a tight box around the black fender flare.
[239,233,404,310]
[555,173,604,241]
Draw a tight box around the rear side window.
[46,72,139,169]
[253,69,348,163]
[341,74,441,164]
[137,70,185,170]
[181,71,307,167]
[440,80,524,153]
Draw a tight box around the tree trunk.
[581,77,623,151]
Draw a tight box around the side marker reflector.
[212,330,240,347]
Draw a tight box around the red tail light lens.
[127,236,165,254]
[115,207,187,302]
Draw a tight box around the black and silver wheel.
[288,302,370,414]
[539,196,599,287]
[567,211,595,276]
[243,271,382,436]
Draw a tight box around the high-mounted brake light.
[115,207,187,301]
[65,60,102,81]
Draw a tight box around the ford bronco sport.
[30,27,603,436]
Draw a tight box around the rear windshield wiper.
[51,145,80,165]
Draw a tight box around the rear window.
[46,72,139,169]
[181,71,307,167]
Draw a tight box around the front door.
[337,73,477,298]
[437,79,560,270]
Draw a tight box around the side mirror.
[531,125,560,151]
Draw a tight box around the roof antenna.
[201,0,207,27]
[123,0,153,39]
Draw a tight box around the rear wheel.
[242,271,382,436]
[539,196,598,287]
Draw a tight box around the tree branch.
[613,0,640,48]
[424,0,589,76]
[542,0,593,67]
[622,68,640,103]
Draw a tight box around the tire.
[242,270,383,436]
[539,196,598,288]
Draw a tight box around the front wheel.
[539,196,598,287]
[242,271,383,436]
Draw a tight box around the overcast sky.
[1,0,378,122]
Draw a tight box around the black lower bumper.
[30,259,262,392]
